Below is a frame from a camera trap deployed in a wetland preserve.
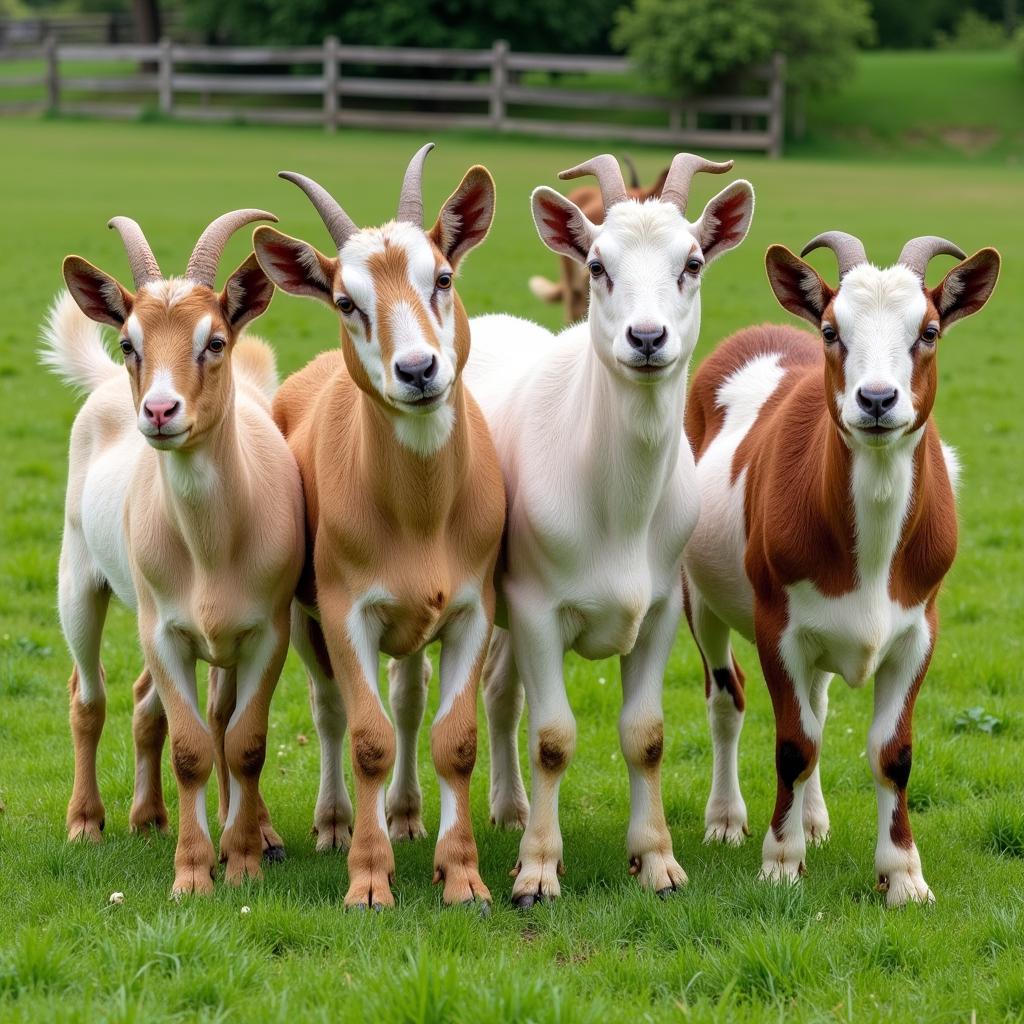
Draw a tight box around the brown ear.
[221,252,274,332]
[252,226,338,306]
[430,165,496,269]
[765,245,834,327]
[931,247,1000,330]
[531,186,597,265]
[694,180,755,265]
[62,256,133,328]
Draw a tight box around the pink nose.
[143,399,180,428]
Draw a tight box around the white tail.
[233,334,279,400]
[40,291,120,394]
[528,274,564,304]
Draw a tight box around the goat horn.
[559,154,628,211]
[621,154,640,190]
[186,209,277,288]
[279,171,359,252]
[898,236,966,279]
[801,230,869,279]
[107,216,162,288]
[396,142,435,226]
[660,153,734,217]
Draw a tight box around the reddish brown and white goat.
[253,145,503,909]
[45,211,304,894]
[528,157,670,323]
[683,231,1000,904]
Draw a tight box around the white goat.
[46,211,304,894]
[462,153,755,905]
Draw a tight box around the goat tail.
[233,334,279,400]
[528,275,564,304]
[40,291,121,394]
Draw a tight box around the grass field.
[0,116,1022,1023]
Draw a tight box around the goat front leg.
[219,619,289,883]
[431,595,492,906]
[291,604,353,851]
[684,579,748,846]
[142,619,216,894]
[758,603,822,884]
[483,626,529,830]
[507,596,574,907]
[870,612,935,907]
[619,592,687,895]
[386,651,430,842]
[58,533,111,843]
[321,590,395,909]
[129,667,169,833]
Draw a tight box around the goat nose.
[143,399,180,427]
[394,353,438,391]
[855,385,899,419]
[626,325,668,357]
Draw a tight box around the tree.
[613,0,874,98]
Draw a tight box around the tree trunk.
[132,0,162,44]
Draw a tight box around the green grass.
[0,116,1022,1023]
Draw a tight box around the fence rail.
[0,38,786,156]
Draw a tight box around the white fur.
[40,292,120,393]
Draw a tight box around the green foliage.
[181,0,622,53]
[0,114,1022,1023]
[613,0,875,98]
[935,9,1010,49]
[953,706,1003,734]
[867,0,1010,49]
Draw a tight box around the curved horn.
[396,142,435,226]
[559,154,628,211]
[279,171,359,252]
[898,235,966,279]
[186,209,277,288]
[660,153,734,217]
[801,230,869,280]
[107,216,162,288]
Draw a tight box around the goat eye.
[336,295,355,314]
[436,272,453,290]
[920,324,939,344]
[685,257,703,275]
[588,260,604,278]
[822,324,838,343]
[119,338,133,356]
[207,337,225,354]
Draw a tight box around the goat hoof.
[348,902,368,913]
[460,897,491,918]
[656,885,679,901]
[513,892,550,910]
[263,845,286,863]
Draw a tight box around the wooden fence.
[0,38,786,156]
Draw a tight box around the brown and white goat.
[252,145,503,909]
[528,157,669,323]
[683,231,1000,904]
[46,211,304,893]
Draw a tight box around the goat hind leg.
[483,626,528,830]
[130,667,169,833]
[386,651,430,842]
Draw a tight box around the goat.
[683,231,1000,905]
[252,144,503,910]
[46,210,304,894]
[465,153,755,906]
[528,156,670,324]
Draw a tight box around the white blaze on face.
[192,313,212,357]
[831,265,927,435]
[125,312,145,358]
[586,202,703,375]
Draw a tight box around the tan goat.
[46,211,304,893]
[253,145,503,909]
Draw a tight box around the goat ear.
[430,165,495,270]
[63,256,133,328]
[694,180,755,265]
[765,245,833,327]
[252,226,337,307]
[220,252,274,332]
[531,186,596,265]
[930,247,1000,330]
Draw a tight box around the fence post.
[490,38,508,130]
[158,36,173,115]
[44,33,59,114]
[323,35,339,133]
[767,50,786,159]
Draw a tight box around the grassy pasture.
[0,117,1022,1023]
